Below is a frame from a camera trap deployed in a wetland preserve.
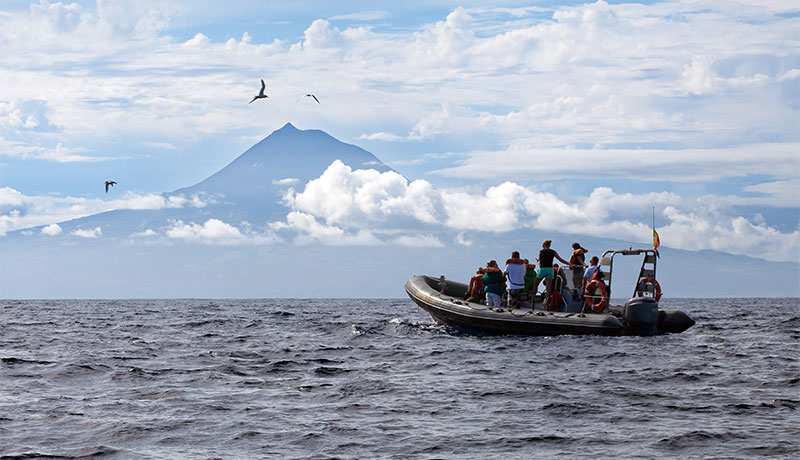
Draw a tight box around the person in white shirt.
[583,256,600,290]
[504,251,526,308]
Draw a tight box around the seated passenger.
[482,260,505,307]
[504,251,526,309]
[465,268,485,303]
[583,256,600,290]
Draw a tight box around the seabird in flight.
[249,79,268,104]
[105,180,117,193]
[303,93,320,104]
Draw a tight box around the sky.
[0,0,799,264]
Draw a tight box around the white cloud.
[271,211,381,246]
[277,161,799,262]
[165,218,277,245]
[166,218,243,243]
[284,160,445,229]
[393,234,444,248]
[743,179,800,207]
[1,0,796,176]
[144,141,177,150]
[41,223,62,235]
[431,143,800,184]
[71,227,101,238]
[183,32,209,47]
[359,132,403,142]
[455,232,473,247]
[130,229,157,237]
[680,57,716,95]
[0,187,211,235]
[272,178,299,185]
[329,11,390,21]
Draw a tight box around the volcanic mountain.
[40,123,394,236]
[172,122,393,207]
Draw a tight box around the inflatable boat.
[405,248,694,337]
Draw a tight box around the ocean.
[1,298,798,459]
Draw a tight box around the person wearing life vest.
[465,268,486,303]
[532,240,571,307]
[568,242,588,292]
[504,251,526,308]
[482,260,506,307]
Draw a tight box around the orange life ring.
[584,279,608,312]
[636,277,662,302]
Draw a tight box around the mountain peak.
[171,124,395,212]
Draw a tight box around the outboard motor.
[623,296,659,336]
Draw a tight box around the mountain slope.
[172,122,393,206]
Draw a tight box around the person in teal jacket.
[482,260,506,307]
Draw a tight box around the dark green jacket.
[482,270,505,295]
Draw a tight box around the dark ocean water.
[1,298,798,460]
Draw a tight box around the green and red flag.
[653,228,660,250]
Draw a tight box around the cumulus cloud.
[284,160,445,229]
[271,211,381,246]
[276,161,799,262]
[40,223,62,235]
[71,227,101,238]
[166,218,278,245]
[166,218,243,243]
[300,19,370,49]
[0,100,57,131]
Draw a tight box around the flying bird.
[302,93,320,104]
[249,79,268,104]
[105,180,117,193]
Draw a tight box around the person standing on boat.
[532,240,570,306]
[482,260,505,307]
[504,251,526,308]
[569,242,589,292]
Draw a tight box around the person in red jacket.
[465,268,485,303]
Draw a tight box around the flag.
[653,228,661,250]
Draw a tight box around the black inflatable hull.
[405,275,694,337]
[406,275,624,336]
